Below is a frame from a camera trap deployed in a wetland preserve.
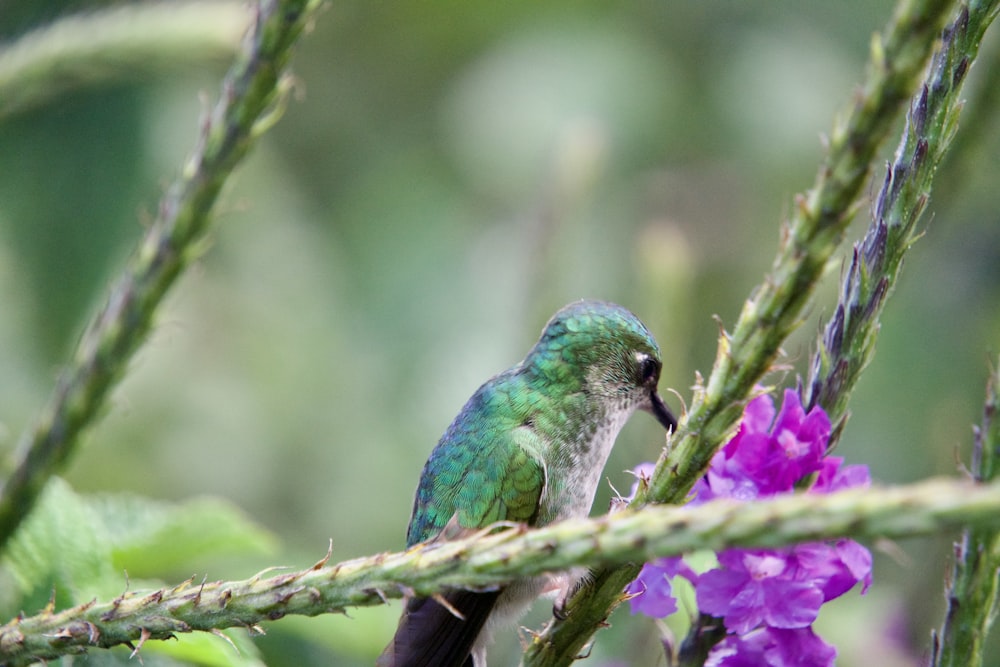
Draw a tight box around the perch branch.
[2,477,1000,665]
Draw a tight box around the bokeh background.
[1,1,999,665]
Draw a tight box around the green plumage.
[407,371,546,545]
[382,300,676,667]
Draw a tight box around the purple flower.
[627,389,873,667]
[788,540,873,599]
[697,550,824,634]
[624,463,698,617]
[693,390,833,503]
[691,394,776,503]
[626,558,688,617]
[813,456,871,493]
[706,626,837,667]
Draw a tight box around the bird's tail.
[376,589,500,667]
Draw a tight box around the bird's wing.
[406,423,547,544]
[378,427,547,667]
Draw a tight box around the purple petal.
[723,583,768,635]
[761,579,823,628]
[706,462,762,502]
[744,393,777,432]
[811,457,844,492]
[728,432,774,470]
[789,542,839,576]
[706,630,768,667]
[697,567,753,616]
[771,390,807,439]
[741,550,791,578]
[626,576,677,618]
[698,550,824,634]
[671,557,700,584]
[689,476,716,504]
[789,541,873,601]
[764,627,837,667]
[703,390,842,501]
[774,396,828,478]
[716,549,757,572]
[838,464,872,488]
[797,405,832,456]
[719,396,773,462]
[836,539,873,594]
[626,557,688,618]
[813,458,871,493]
[708,627,836,667]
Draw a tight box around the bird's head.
[524,300,676,431]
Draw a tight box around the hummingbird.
[377,300,676,667]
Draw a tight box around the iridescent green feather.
[407,374,546,546]
[406,301,663,548]
[385,300,675,667]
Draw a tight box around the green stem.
[804,0,1000,445]
[525,0,959,663]
[2,477,1000,666]
[0,0,321,555]
[0,1,248,122]
[684,0,999,660]
[676,614,727,667]
[933,358,1000,666]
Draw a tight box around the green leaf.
[1,479,276,665]
[88,493,278,578]
[61,629,266,667]
[1,477,121,610]
[145,628,266,667]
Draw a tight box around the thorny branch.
[3,477,1000,665]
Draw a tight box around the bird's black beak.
[646,391,677,432]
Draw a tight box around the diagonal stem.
[524,0,959,663]
[0,1,248,122]
[804,0,1000,446]
[932,357,1000,666]
[0,0,322,554]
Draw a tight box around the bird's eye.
[636,353,660,385]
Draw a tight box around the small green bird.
[378,300,675,667]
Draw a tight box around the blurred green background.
[1,1,999,665]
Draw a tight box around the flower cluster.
[626,390,872,667]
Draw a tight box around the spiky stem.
[3,477,1000,666]
[671,0,999,661]
[932,359,1000,667]
[0,0,322,554]
[524,0,964,663]
[804,0,1000,445]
